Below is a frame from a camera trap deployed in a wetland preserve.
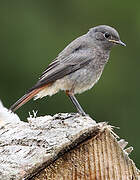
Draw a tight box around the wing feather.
[30,53,93,92]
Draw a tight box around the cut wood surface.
[34,129,140,180]
[0,101,139,180]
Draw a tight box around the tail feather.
[10,86,47,112]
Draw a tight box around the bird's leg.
[65,90,86,116]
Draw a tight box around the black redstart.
[10,25,126,115]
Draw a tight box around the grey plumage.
[10,25,126,114]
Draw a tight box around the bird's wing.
[29,34,96,91]
[29,50,94,92]
[39,35,87,79]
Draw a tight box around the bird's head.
[88,25,126,50]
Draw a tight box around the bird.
[10,25,126,115]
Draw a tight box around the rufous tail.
[9,86,48,112]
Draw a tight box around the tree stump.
[0,101,139,180]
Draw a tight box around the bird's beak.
[109,39,126,46]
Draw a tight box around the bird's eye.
[104,32,111,39]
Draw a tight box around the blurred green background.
[0,1,139,167]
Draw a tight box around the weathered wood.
[0,101,139,180]
[0,101,97,179]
